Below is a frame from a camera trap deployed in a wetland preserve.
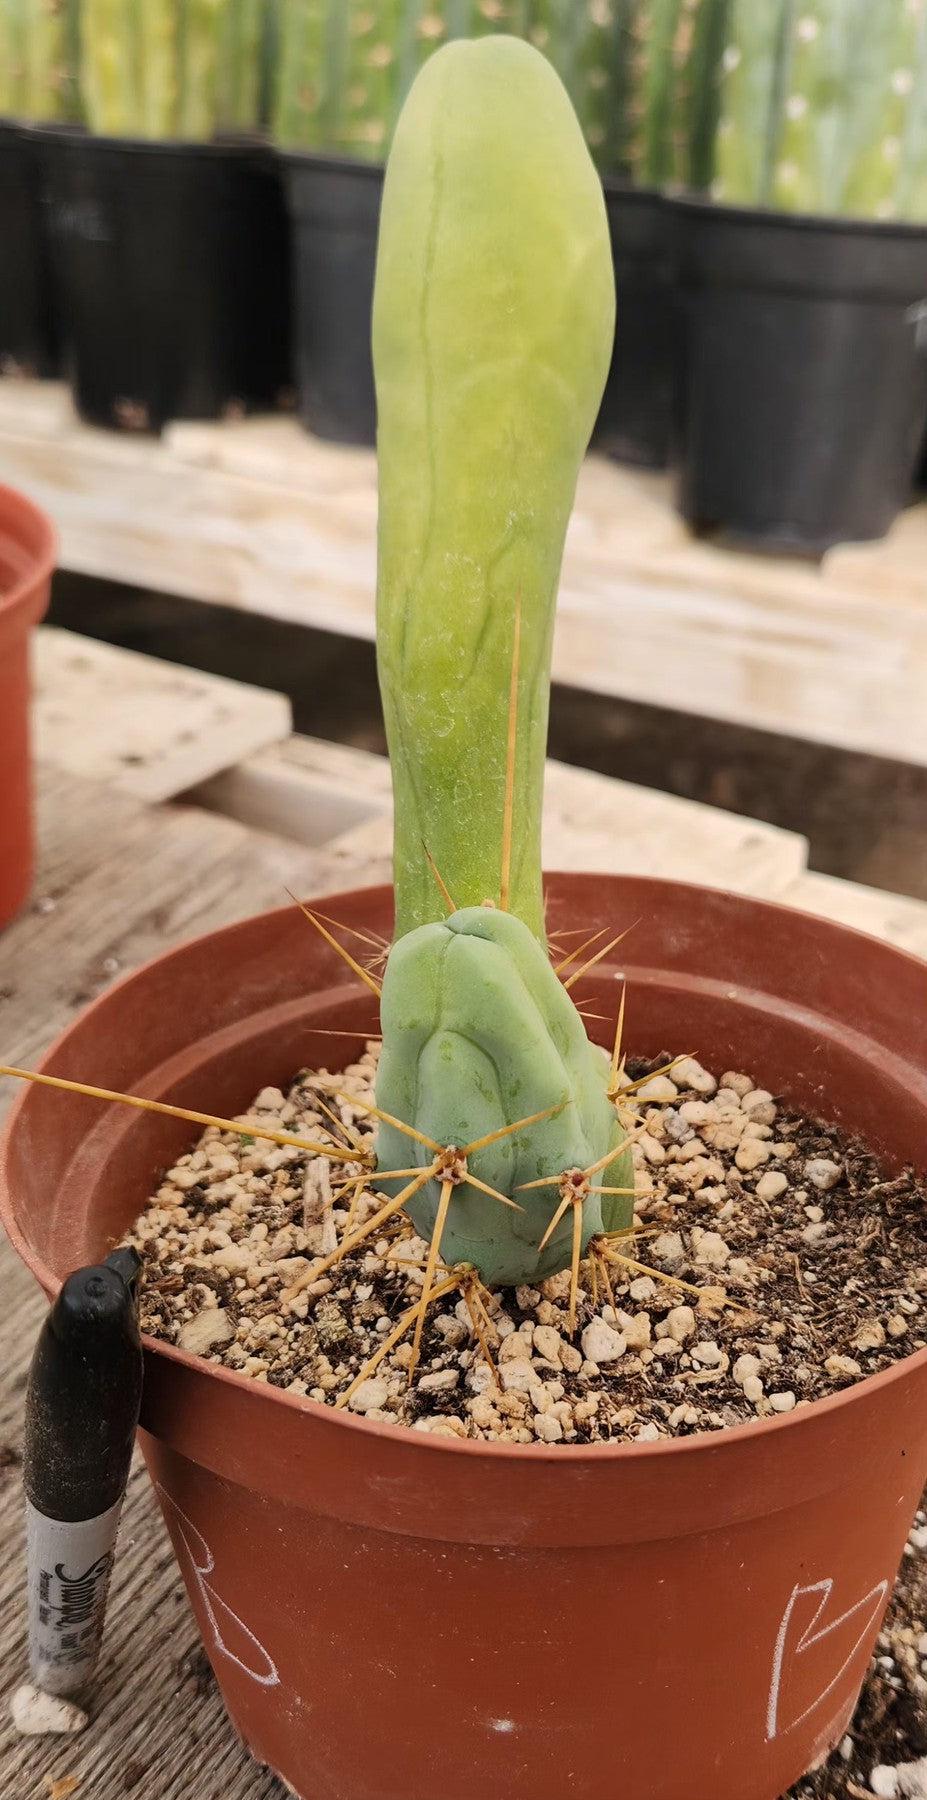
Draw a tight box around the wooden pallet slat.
[2,382,926,767]
[33,628,293,803]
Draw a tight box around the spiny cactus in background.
[272,1,528,158]
[715,0,927,220]
[79,0,266,140]
[531,0,727,183]
[608,0,730,186]
[372,36,634,1290]
[0,0,80,123]
[216,0,267,133]
[898,7,927,220]
[528,0,621,169]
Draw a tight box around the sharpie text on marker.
[24,1248,144,1697]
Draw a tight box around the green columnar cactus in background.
[898,7,927,220]
[772,0,923,216]
[529,0,621,169]
[79,0,265,140]
[177,0,228,138]
[272,1,528,157]
[715,0,927,220]
[607,0,729,187]
[80,0,143,135]
[0,0,79,122]
[216,0,266,132]
[138,0,178,137]
[372,37,633,1288]
[712,0,786,205]
[678,0,731,189]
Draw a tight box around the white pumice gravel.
[10,1684,88,1738]
[125,1046,927,1450]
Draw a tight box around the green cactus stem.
[272,2,529,157]
[139,0,178,137]
[272,1,401,158]
[0,1,26,118]
[216,0,266,133]
[1,0,79,122]
[377,909,634,1285]
[637,0,691,187]
[712,0,788,205]
[897,5,927,221]
[79,0,245,141]
[372,37,632,1292]
[680,0,731,190]
[271,0,325,148]
[80,0,139,136]
[177,0,230,140]
[374,35,614,943]
[835,2,923,220]
[529,0,621,170]
[601,0,734,189]
[714,0,927,219]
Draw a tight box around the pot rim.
[0,479,56,621]
[674,190,927,241]
[27,126,268,160]
[4,873,927,1472]
[278,147,385,179]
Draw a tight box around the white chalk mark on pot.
[157,1488,281,1689]
[766,1575,889,1741]
[491,1719,516,1734]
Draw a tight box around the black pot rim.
[601,175,665,205]
[24,125,268,161]
[279,146,385,180]
[675,190,927,243]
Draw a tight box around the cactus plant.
[79,0,266,140]
[528,0,622,169]
[371,35,634,1291]
[272,1,529,158]
[714,0,927,219]
[0,0,79,122]
[216,0,267,133]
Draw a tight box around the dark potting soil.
[126,1047,927,1446]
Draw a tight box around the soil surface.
[126,1047,927,1447]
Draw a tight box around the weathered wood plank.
[34,627,292,803]
[1,383,926,765]
[0,766,347,1094]
[191,731,392,847]
[228,737,809,898]
[778,869,927,959]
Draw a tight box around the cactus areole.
[373,38,632,1289]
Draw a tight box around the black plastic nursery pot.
[0,122,59,378]
[39,132,291,434]
[283,152,383,446]
[674,197,927,552]
[594,181,676,470]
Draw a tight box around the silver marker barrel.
[23,1248,143,1696]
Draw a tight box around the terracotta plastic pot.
[0,483,55,929]
[3,875,927,1800]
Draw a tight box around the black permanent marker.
[23,1247,144,1696]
